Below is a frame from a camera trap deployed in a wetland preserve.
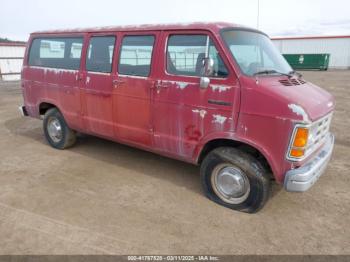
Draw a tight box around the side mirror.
[203,57,214,76]
[199,58,214,89]
[200,77,210,89]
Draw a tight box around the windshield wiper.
[289,70,303,78]
[254,70,293,77]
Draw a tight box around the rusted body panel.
[21,22,335,185]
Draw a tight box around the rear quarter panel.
[21,34,84,131]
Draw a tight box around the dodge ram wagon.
[20,22,335,213]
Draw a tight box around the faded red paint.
[21,22,335,184]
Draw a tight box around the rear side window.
[118,35,155,77]
[28,37,83,70]
[167,35,228,77]
[86,36,116,73]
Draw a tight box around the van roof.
[31,22,255,35]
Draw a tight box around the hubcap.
[47,117,62,143]
[211,163,250,204]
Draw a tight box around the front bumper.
[18,105,28,116]
[284,133,335,192]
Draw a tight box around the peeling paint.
[121,74,148,79]
[192,109,207,118]
[288,104,310,122]
[86,76,90,84]
[211,85,231,92]
[177,82,188,90]
[212,114,227,124]
[33,66,77,75]
[275,116,288,121]
[228,117,234,130]
[164,81,188,90]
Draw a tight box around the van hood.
[268,79,334,122]
[241,76,335,123]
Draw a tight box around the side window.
[167,35,228,77]
[40,40,65,58]
[28,37,83,70]
[70,42,83,59]
[86,36,116,73]
[208,41,229,77]
[118,35,155,77]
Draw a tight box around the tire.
[43,108,76,149]
[200,147,270,213]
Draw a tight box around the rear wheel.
[200,147,270,213]
[43,108,76,149]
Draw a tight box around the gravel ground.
[0,70,349,255]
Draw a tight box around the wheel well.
[39,102,56,115]
[198,139,273,175]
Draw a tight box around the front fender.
[194,113,294,183]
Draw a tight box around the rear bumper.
[284,133,335,192]
[18,106,28,116]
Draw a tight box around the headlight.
[286,113,333,162]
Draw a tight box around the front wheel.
[200,147,270,213]
[43,108,76,149]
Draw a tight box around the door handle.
[76,74,83,81]
[155,81,171,89]
[113,79,125,88]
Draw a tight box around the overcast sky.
[1,0,349,41]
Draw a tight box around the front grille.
[306,113,333,156]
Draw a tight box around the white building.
[0,42,26,81]
[272,35,350,69]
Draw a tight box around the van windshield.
[221,30,292,76]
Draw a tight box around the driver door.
[152,31,240,161]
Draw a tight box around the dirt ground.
[0,70,349,255]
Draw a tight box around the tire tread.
[43,108,76,149]
[200,147,270,213]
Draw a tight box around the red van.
[20,22,335,213]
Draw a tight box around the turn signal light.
[287,126,310,160]
[293,128,309,148]
[290,148,305,158]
